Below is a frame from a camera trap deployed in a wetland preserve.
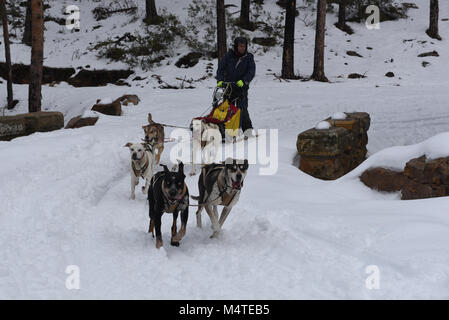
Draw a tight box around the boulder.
[360,167,405,192]
[68,69,134,87]
[65,116,99,129]
[0,62,75,84]
[92,100,122,116]
[417,51,439,58]
[300,154,351,180]
[175,52,203,68]
[117,94,140,106]
[252,37,277,47]
[297,127,352,157]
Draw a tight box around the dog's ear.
[124,142,133,148]
[160,164,169,172]
[148,113,153,123]
[178,161,184,175]
[243,159,249,169]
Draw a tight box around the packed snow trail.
[2,82,449,299]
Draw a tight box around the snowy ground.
[1,1,449,299]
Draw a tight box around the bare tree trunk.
[427,0,441,40]
[217,0,227,61]
[145,0,159,25]
[1,0,14,109]
[337,0,346,29]
[23,0,32,46]
[29,0,44,113]
[239,0,250,29]
[281,0,296,79]
[311,0,328,82]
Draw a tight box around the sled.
[192,82,244,142]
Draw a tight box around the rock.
[401,179,446,200]
[401,155,449,200]
[175,52,203,68]
[297,112,370,180]
[0,62,75,84]
[360,167,405,192]
[348,73,366,79]
[22,112,64,134]
[297,127,352,157]
[0,115,27,141]
[252,37,277,47]
[117,94,140,106]
[300,154,351,181]
[65,116,99,129]
[385,72,395,77]
[68,69,134,87]
[346,51,363,58]
[417,51,439,58]
[92,100,121,116]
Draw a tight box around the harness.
[132,155,149,178]
[201,165,240,207]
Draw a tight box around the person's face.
[237,43,246,55]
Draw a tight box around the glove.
[217,81,223,88]
[236,80,244,88]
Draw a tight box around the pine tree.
[281,0,296,79]
[29,0,44,113]
[1,0,14,109]
[217,0,227,61]
[427,0,441,40]
[311,0,328,82]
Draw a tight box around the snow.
[332,112,347,120]
[1,0,449,299]
[315,121,331,130]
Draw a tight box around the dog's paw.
[170,240,180,247]
[210,231,220,239]
[156,238,163,249]
[130,194,136,200]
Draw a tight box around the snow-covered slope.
[1,0,449,299]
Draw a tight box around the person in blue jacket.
[216,37,256,137]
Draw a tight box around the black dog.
[148,162,189,248]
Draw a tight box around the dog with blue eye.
[192,158,248,238]
[148,163,189,249]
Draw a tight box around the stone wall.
[297,112,370,180]
[0,112,64,141]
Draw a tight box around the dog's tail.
[191,195,200,201]
[160,164,169,172]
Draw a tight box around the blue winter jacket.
[216,49,256,86]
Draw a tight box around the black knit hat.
[233,37,248,53]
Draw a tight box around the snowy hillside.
[1,0,449,299]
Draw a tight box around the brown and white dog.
[192,158,248,238]
[142,113,165,164]
[190,119,221,176]
[124,142,155,200]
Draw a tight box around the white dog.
[124,142,155,200]
[190,119,221,176]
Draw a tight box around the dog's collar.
[162,180,187,213]
[132,155,149,178]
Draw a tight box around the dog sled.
[192,82,245,143]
